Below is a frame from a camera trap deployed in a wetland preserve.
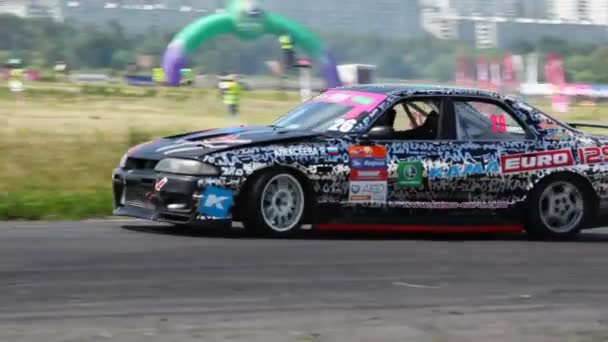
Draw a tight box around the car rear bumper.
[111,168,230,226]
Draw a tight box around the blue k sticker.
[198,186,234,218]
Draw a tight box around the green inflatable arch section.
[162,0,341,87]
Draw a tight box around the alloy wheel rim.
[260,174,304,232]
[539,181,584,233]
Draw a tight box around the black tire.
[525,175,593,240]
[241,170,307,238]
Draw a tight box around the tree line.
[2,14,608,83]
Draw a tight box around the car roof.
[337,84,501,99]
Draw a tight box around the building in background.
[550,0,608,24]
[0,0,29,17]
[260,0,423,39]
[1,0,424,38]
[2,0,608,47]
[422,0,608,48]
[59,0,216,32]
[0,0,62,21]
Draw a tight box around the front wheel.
[525,176,592,240]
[241,171,307,237]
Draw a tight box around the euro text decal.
[500,149,574,174]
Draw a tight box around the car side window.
[392,101,428,131]
[454,100,528,141]
[370,98,442,140]
[391,104,414,132]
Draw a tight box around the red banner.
[476,57,489,89]
[544,53,568,112]
[489,59,502,87]
[502,55,515,86]
[544,53,566,86]
[455,58,474,86]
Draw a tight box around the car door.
[347,96,449,208]
[429,97,540,207]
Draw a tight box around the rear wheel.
[241,171,307,237]
[525,176,592,240]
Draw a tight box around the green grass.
[1,82,607,220]
[1,192,113,220]
[0,83,300,220]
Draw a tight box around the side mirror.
[361,126,393,140]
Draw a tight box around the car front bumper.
[111,168,231,226]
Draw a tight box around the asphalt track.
[2,220,608,341]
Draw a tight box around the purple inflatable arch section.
[162,43,342,89]
[162,41,188,86]
[318,50,342,89]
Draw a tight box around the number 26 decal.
[328,118,357,132]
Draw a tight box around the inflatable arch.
[162,0,341,88]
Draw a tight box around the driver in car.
[373,107,439,140]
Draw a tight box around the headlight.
[119,153,128,168]
[154,158,220,176]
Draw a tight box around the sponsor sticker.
[275,146,321,157]
[390,201,512,209]
[348,181,387,203]
[430,160,501,180]
[397,161,424,187]
[351,158,387,169]
[351,96,374,105]
[198,186,234,218]
[155,177,168,192]
[351,169,388,181]
[578,146,608,164]
[326,146,340,156]
[500,149,574,174]
[348,145,387,168]
[348,145,386,159]
[348,145,388,183]
[350,195,372,201]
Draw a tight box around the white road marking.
[393,281,440,289]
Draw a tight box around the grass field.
[1,82,607,220]
[0,83,300,220]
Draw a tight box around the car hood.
[126,125,325,160]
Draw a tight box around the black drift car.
[113,85,608,239]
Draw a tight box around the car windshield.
[272,90,387,133]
